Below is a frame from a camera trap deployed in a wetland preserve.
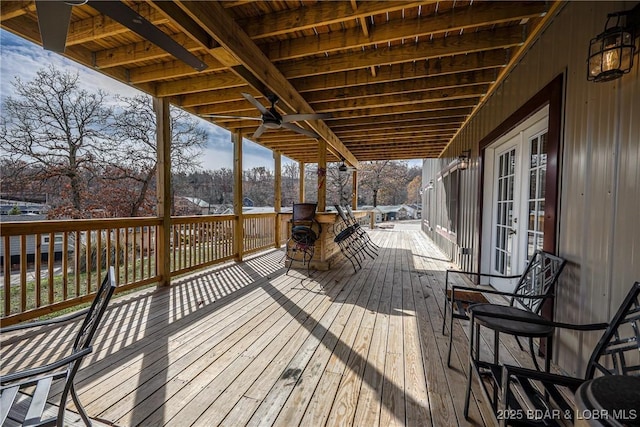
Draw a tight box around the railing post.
[370,210,375,229]
[299,161,305,203]
[274,152,282,248]
[154,97,171,287]
[233,130,243,262]
[317,139,327,212]
[352,170,358,211]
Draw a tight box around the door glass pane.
[494,147,517,275]
[526,131,547,258]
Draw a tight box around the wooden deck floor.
[1,221,543,426]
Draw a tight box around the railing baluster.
[20,235,27,312]
[3,236,10,316]
[35,233,42,308]
[62,232,68,301]
[48,232,54,304]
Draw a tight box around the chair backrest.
[334,205,349,222]
[510,250,567,313]
[72,266,117,352]
[292,203,317,222]
[585,281,640,379]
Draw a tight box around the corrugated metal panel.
[422,1,640,376]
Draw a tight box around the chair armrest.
[0,308,89,334]
[0,347,92,384]
[502,364,585,389]
[451,285,553,301]
[468,307,610,331]
[446,269,521,280]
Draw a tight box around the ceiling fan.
[35,1,207,71]
[200,93,330,139]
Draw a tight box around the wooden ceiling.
[0,1,559,167]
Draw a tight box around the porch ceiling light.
[587,5,639,82]
[458,150,471,171]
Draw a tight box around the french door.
[483,107,549,292]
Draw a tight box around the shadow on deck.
[1,221,540,426]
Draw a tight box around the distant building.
[0,199,49,216]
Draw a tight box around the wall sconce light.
[425,179,434,191]
[587,5,639,82]
[458,150,471,170]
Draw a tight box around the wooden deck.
[1,221,544,426]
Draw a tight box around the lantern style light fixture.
[458,150,471,170]
[587,5,639,82]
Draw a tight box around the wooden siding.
[422,1,640,377]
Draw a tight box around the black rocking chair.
[498,281,640,426]
[0,267,117,427]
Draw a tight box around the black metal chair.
[285,203,321,276]
[344,205,380,254]
[497,281,640,426]
[0,267,117,427]
[443,250,567,368]
[332,205,376,273]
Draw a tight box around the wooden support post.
[153,97,171,287]
[299,161,305,203]
[274,152,282,248]
[370,210,376,229]
[317,139,327,212]
[233,130,243,262]
[351,170,358,211]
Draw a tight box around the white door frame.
[481,106,549,292]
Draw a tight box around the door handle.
[508,228,517,235]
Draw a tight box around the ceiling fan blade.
[282,113,331,123]
[281,122,319,139]
[199,114,261,120]
[88,1,207,71]
[252,124,267,139]
[36,1,73,52]
[241,93,269,115]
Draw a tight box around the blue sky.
[0,29,420,171]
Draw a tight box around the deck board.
[1,222,544,426]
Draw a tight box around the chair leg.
[442,271,449,335]
[70,384,92,426]
[464,319,477,419]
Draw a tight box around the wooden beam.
[274,152,282,248]
[312,85,489,112]
[317,140,327,212]
[239,1,431,40]
[65,3,170,46]
[304,70,496,104]
[265,2,548,62]
[293,51,506,92]
[153,97,172,288]
[352,170,358,211]
[278,26,524,78]
[299,162,305,203]
[323,98,480,120]
[176,1,358,168]
[233,130,243,262]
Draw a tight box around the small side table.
[575,375,640,427]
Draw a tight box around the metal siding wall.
[426,1,640,375]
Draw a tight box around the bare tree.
[0,66,112,217]
[105,95,207,216]
[326,162,352,206]
[358,160,409,206]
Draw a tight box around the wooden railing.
[242,213,277,255]
[0,213,279,326]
